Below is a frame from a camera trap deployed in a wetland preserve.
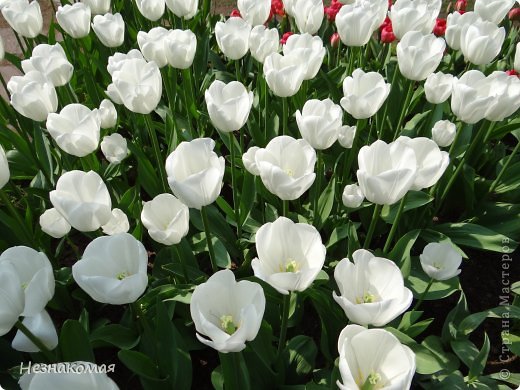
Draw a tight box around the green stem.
[411,277,434,312]
[163,67,178,153]
[235,60,241,83]
[342,119,365,185]
[383,194,407,253]
[143,114,168,193]
[282,97,288,136]
[282,200,289,218]
[228,132,241,238]
[15,320,55,362]
[488,141,520,195]
[174,244,189,283]
[363,204,382,249]
[314,150,323,224]
[393,79,415,140]
[378,67,399,141]
[277,293,291,359]
[181,69,196,139]
[201,206,217,273]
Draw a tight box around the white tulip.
[39,208,71,238]
[0,262,24,337]
[397,31,445,81]
[249,25,279,64]
[190,269,265,353]
[0,144,10,190]
[0,246,54,317]
[420,242,462,281]
[340,69,391,119]
[46,104,101,157]
[106,49,144,76]
[515,42,520,73]
[283,33,325,80]
[135,0,165,21]
[72,233,148,305]
[293,0,324,35]
[215,17,252,60]
[141,193,189,245]
[100,133,128,164]
[335,0,386,46]
[296,98,342,150]
[81,0,111,15]
[460,18,505,66]
[342,184,364,208]
[12,310,58,353]
[337,325,415,390]
[252,217,326,294]
[165,138,225,209]
[242,146,261,176]
[92,13,125,48]
[99,99,118,129]
[337,125,356,149]
[483,71,520,122]
[424,72,454,104]
[333,249,413,326]
[56,3,91,39]
[263,52,306,97]
[238,0,270,26]
[164,29,197,69]
[431,120,456,147]
[445,11,481,51]
[389,0,441,39]
[101,208,130,235]
[1,0,43,38]
[474,0,515,24]
[137,27,169,68]
[22,44,74,87]
[50,170,112,232]
[165,0,198,19]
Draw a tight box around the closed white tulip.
[7,71,58,122]
[242,146,261,175]
[283,33,325,80]
[164,29,197,69]
[46,104,101,157]
[136,0,165,21]
[165,0,198,19]
[39,208,72,238]
[165,138,225,209]
[72,233,148,305]
[22,44,74,87]
[445,11,481,51]
[337,125,356,148]
[357,140,417,205]
[296,98,342,150]
[101,208,130,235]
[333,249,413,326]
[137,27,169,68]
[483,71,520,122]
[0,144,10,190]
[1,0,43,38]
[342,184,364,208]
[263,52,306,97]
[515,42,520,72]
[141,193,189,245]
[249,26,279,64]
[293,0,324,35]
[205,80,253,133]
[335,1,385,46]
[50,170,112,232]
[474,0,515,24]
[99,99,117,129]
[451,70,495,124]
[19,362,119,389]
[12,310,58,353]
[460,19,505,66]
[254,136,316,200]
[432,120,456,147]
[92,13,125,48]
[0,262,24,337]
[424,72,454,104]
[81,0,111,15]
[190,269,265,353]
[397,31,445,81]
[238,0,270,26]
[337,325,415,390]
[56,3,91,39]
[395,136,449,190]
[340,69,391,119]
[420,242,462,281]
[215,17,252,60]
[0,246,54,317]
[252,217,325,294]
[389,0,441,39]
[108,58,162,114]
[107,49,144,76]
[100,133,128,164]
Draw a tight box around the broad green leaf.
[118,350,162,380]
[59,320,95,363]
[468,333,490,380]
[90,324,140,350]
[283,336,318,384]
[388,229,420,278]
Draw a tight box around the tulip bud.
[165,0,198,19]
[337,325,416,390]
[252,217,326,294]
[215,17,252,60]
[272,0,285,17]
[283,33,326,80]
[99,99,117,129]
[420,242,462,281]
[296,98,342,150]
[56,3,91,39]
[330,32,340,48]
[230,8,241,17]
[50,170,112,232]
[136,0,165,21]
[293,0,324,35]
[506,69,519,77]
[107,49,144,77]
[142,193,189,245]
[92,13,125,48]
[81,0,111,15]
[424,71,454,104]
[280,31,294,45]
[205,80,254,133]
[433,17,446,36]
[431,120,457,147]
[263,52,306,97]
[0,144,10,190]
[7,71,58,122]
[397,31,445,81]
[1,0,43,38]
[249,25,279,63]
[333,249,413,326]
[380,25,396,43]
[342,184,364,208]
[100,133,128,164]
[73,233,148,304]
[12,310,58,353]
[101,208,130,235]
[459,19,505,66]
[0,262,24,337]
[455,0,467,11]
[474,0,515,24]
[164,29,197,69]
[190,270,266,353]
[39,208,72,238]
[509,7,520,21]
[137,27,169,68]
[22,43,74,87]
[238,0,270,26]
[337,125,356,148]
[46,104,101,158]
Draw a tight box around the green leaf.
[283,336,318,384]
[314,178,335,230]
[118,350,162,380]
[457,305,520,337]
[90,324,140,350]
[451,339,479,369]
[388,229,420,278]
[407,267,460,300]
[59,320,95,363]
[469,333,490,380]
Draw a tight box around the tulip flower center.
[359,371,382,390]
[220,315,238,335]
[433,262,444,270]
[281,259,300,273]
[117,271,128,280]
[284,168,295,177]
[356,291,378,304]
